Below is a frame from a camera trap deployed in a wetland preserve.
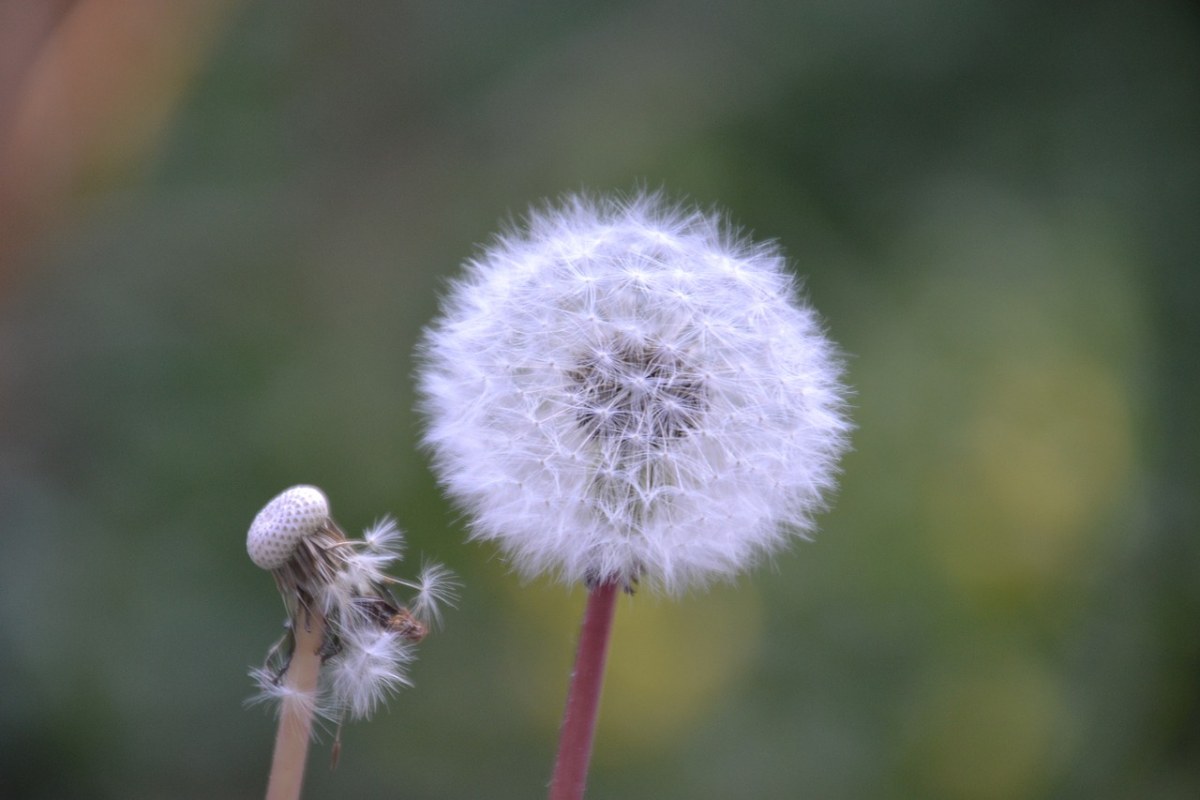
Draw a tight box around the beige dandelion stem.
[265,611,326,800]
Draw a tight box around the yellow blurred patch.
[599,586,763,758]
[904,653,1070,800]
[505,579,763,759]
[925,350,1134,602]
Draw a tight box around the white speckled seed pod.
[247,485,330,569]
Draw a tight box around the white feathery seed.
[407,562,460,629]
[362,517,406,556]
[328,626,415,720]
[246,665,333,724]
[337,519,404,591]
[418,191,851,592]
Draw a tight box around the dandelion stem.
[548,580,619,800]
[265,611,325,800]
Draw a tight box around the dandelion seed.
[407,562,461,629]
[362,517,406,557]
[328,626,415,720]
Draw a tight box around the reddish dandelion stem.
[548,580,620,800]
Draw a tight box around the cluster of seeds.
[246,486,456,730]
[418,192,851,592]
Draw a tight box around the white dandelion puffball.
[246,485,330,570]
[418,192,851,592]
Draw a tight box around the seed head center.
[569,337,706,447]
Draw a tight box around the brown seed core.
[568,336,706,447]
[568,335,709,535]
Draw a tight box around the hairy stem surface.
[548,581,619,800]
[265,612,325,800]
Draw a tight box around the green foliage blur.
[1,1,1197,798]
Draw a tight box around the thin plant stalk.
[548,581,620,800]
[265,611,326,800]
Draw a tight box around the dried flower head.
[418,192,851,593]
[247,485,330,570]
[246,486,457,734]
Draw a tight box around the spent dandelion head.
[245,486,456,740]
[417,191,852,593]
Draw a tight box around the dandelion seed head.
[245,486,456,743]
[418,191,852,592]
[247,485,330,570]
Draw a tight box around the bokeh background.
[1,1,1197,798]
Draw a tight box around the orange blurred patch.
[0,0,236,280]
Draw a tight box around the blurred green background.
[1,1,1197,798]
